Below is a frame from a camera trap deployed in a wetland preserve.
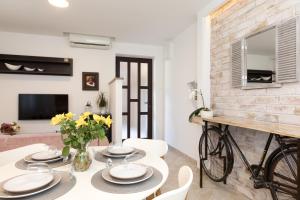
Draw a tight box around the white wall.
[164,0,224,161]
[164,24,201,160]
[0,31,164,139]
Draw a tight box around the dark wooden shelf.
[0,54,73,76]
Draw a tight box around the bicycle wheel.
[266,146,298,200]
[199,126,234,182]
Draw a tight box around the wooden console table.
[192,116,300,199]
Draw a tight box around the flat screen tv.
[19,94,68,120]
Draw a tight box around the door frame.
[116,56,153,139]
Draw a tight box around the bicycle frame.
[223,125,274,179]
[199,120,300,200]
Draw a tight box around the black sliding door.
[116,56,153,139]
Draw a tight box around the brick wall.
[210,0,299,199]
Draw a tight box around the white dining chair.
[153,166,193,200]
[123,138,168,158]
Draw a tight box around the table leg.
[297,140,300,199]
[199,121,208,188]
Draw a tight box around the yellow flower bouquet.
[51,112,112,171]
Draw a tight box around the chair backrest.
[153,166,193,200]
[123,138,168,158]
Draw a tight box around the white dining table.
[0,143,169,200]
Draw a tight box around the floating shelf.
[247,69,274,83]
[0,54,73,76]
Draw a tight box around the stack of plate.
[0,172,62,198]
[24,150,64,163]
[102,163,153,185]
[102,146,136,158]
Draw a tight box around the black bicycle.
[199,125,298,200]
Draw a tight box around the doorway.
[116,56,153,139]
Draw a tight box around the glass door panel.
[130,62,138,99]
[130,102,138,138]
[141,63,148,86]
[140,89,148,112]
[119,62,128,85]
[140,115,148,138]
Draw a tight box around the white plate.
[31,151,62,161]
[3,173,54,193]
[24,155,63,163]
[107,146,134,155]
[109,163,147,180]
[102,167,153,185]
[0,174,61,199]
[101,149,135,158]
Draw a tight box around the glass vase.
[72,146,91,172]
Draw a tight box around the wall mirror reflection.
[245,27,276,84]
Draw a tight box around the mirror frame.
[241,25,281,89]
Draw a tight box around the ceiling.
[0,0,211,45]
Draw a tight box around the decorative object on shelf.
[199,109,213,119]
[188,86,213,122]
[0,122,20,135]
[0,54,73,76]
[4,63,22,71]
[85,101,93,112]
[82,72,99,91]
[51,112,112,171]
[37,68,45,72]
[24,67,36,72]
[97,92,107,114]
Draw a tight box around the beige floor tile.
[161,146,250,200]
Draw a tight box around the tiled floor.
[161,146,250,200]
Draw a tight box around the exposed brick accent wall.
[210,0,299,199]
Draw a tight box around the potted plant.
[51,112,112,171]
[188,90,213,122]
[97,92,107,114]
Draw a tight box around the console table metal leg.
[297,140,300,200]
[199,132,203,188]
[199,121,208,188]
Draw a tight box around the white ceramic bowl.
[261,76,271,81]
[4,63,22,71]
[37,68,45,72]
[24,67,36,71]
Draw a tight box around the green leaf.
[62,146,70,157]
[188,107,205,122]
[63,137,71,145]
[98,127,106,139]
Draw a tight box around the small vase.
[200,110,214,119]
[73,147,92,172]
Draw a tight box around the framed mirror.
[231,17,300,89]
[245,27,276,84]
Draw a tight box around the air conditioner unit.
[68,33,113,50]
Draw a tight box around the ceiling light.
[48,0,69,8]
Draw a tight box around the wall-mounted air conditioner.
[68,33,113,50]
